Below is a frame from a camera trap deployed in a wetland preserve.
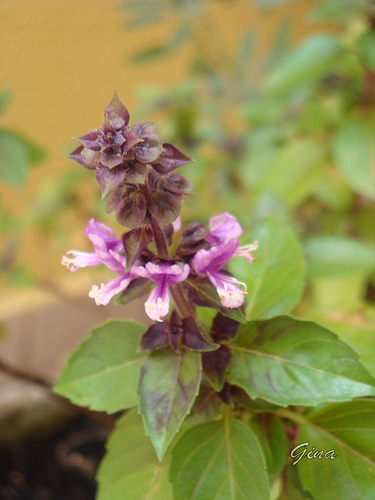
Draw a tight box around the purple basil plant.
[55,93,375,500]
[63,91,258,347]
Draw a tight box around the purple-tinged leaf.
[104,90,130,129]
[202,345,231,392]
[140,313,216,353]
[190,384,222,422]
[152,143,192,174]
[182,316,218,351]
[138,347,201,460]
[210,312,239,342]
[140,321,171,351]
[96,165,126,198]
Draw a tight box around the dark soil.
[0,416,109,500]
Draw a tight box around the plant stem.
[276,408,307,426]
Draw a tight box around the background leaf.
[0,89,12,115]
[227,316,375,406]
[257,0,298,10]
[97,410,173,500]
[264,35,341,93]
[131,26,190,64]
[304,236,375,278]
[230,217,305,320]
[332,121,375,199]
[170,417,270,500]
[54,320,147,413]
[257,140,325,208]
[0,130,30,186]
[0,129,45,186]
[309,0,374,22]
[358,31,375,72]
[296,400,375,499]
[139,347,202,460]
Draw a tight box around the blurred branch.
[0,356,115,428]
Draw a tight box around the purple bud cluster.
[64,93,258,351]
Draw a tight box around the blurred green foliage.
[0,92,93,287]
[122,0,375,381]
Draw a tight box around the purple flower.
[193,240,247,309]
[206,212,243,246]
[135,262,190,322]
[62,218,135,306]
[207,212,258,262]
[62,219,123,271]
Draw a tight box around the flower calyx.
[69,91,192,201]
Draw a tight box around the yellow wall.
[0,0,315,283]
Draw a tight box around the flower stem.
[170,283,196,319]
[150,216,169,258]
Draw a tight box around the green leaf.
[249,414,288,475]
[309,0,373,22]
[54,320,147,413]
[139,347,201,460]
[296,400,375,499]
[227,316,375,407]
[304,236,375,278]
[257,140,325,208]
[0,130,45,186]
[237,30,257,70]
[285,465,312,499]
[97,410,173,500]
[257,0,298,9]
[0,90,12,115]
[332,121,375,199]
[230,218,305,320]
[358,31,375,71]
[170,417,270,500]
[0,130,29,186]
[264,35,341,93]
[263,20,291,71]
